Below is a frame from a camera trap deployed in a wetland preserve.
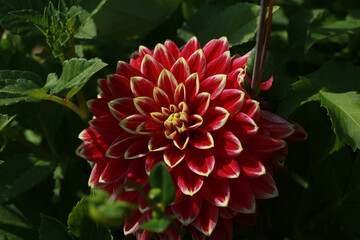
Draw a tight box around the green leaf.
[68,197,112,240]
[278,62,360,117]
[140,215,175,233]
[94,0,181,45]
[178,3,277,46]
[0,70,44,106]
[0,154,57,203]
[318,91,360,150]
[0,114,15,131]
[306,13,360,52]
[47,58,107,99]
[39,214,72,240]
[0,204,32,229]
[88,188,135,228]
[149,162,175,205]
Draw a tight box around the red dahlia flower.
[77,37,306,239]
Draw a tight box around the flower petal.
[171,194,202,226]
[231,52,249,70]
[174,83,186,105]
[206,51,231,76]
[248,173,279,199]
[108,74,132,98]
[130,76,155,97]
[120,114,148,134]
[157,69,177,103]
[108,97,138,121]
[187,114,203,131]
[202,37,229,63]
[210,218,233,240]
[185,73,200,101]
[212,130,242,158]
[217,89,245,116]
[242,99,260,122]
[153,87,170,107]
[203,106,230,131]
[87,98,110,118]
[153,43,176,69]
[170,57,191,84]
[245,135,286,153]
[200,74,226,100]
[106,134,136,158]
[187,49,206,79]
[239,151,266,178]
[173,162,204,196]
[192,200,219,236]
[99,158,128,183]
[173,131,190,150]
[164,40,180,59]
[148,131,172,151]
[201,177,230,207]
[228,178,256,213]
[186,147,215,176]
[89,115,122,139]
[124,138,149,159]
[145,151,162,175]
[212,158,240,179]
[189,128,214,149]
[136,120,162,134]
[227,112,258,141]
[181,36,200,59]
[164,145,185,168]
[129,45,152,70]
[117,61,143,78]
[141,55,164,83]
[190,92,210,116]
[259,110,295,139]
[133,96,159,116]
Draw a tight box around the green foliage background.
[0,0,360,239]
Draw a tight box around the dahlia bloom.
[77,37,306,239]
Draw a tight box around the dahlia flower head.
[77,37,306,240]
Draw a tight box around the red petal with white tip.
[189,128,214,150]
[260,76,273,90]
[202,37,229,63]
[108,97,137,121]
[201,177,230,207]
[200,74,226,100]
[248,173,279,199]
[186,147,215,176]
[228,178,256,213]
[181,36,200,59]
[154,43,176,69]
[206,51,231,76]
[174,83,186,105]
[117,61,143,78]
[173,162,204,196]
[145,151,162,175]
[106,135,136,158]
[259,110,295,138]
[239,151,266,178]
[217,89,244,116]
[245,135,286,153]
[153,87,170,107]
[212,158,240,179]
[164,145,185,168]
[164,40,180,59]
[88,162,106,186]
[130,76,155,97]
[242,99,260,122]
[157,69,177,102]
[148,131,172,151]
[227,112,258,141]
[192,200,218,236]
[124,210,150,235]
[108,74,132,98]
[171,194,202,226]
[190,92,210,116]
[100,158,128,183]
[87,99,110,118]
[203,106,230,131]
[185,73,199,100]
[141,55,164,83]
[89,115,122,139]
[124,138,149,159]
[212,130,242,158]
[231,52,249,70]
[170,57,191,84]
[120,114,147,134]
[125,158,148,186]
[187,49,206,79]
[133,97,159,116]
[98,79,111,98]
[173,131,190,150]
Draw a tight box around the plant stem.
[46,95,88,121]
[251,0,270,97]
[259,0,273,77]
